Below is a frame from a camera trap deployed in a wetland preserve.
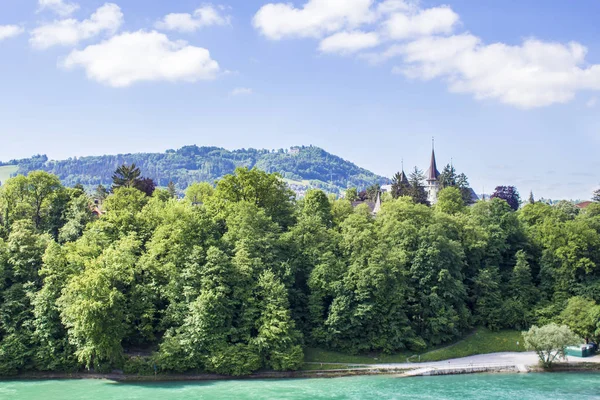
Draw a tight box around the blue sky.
[0,0,599,200]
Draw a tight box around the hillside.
[0,146,387,194]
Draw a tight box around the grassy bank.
[418,329,524,362]
[305,328,524,365]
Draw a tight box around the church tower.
[426,139,440,204]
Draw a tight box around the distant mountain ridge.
[0,145,387,194]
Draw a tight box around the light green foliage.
[436,187,465,215]
[523,323,581,367]
[0,171,65,235]
[302,190,332,227]
[58,235,141,370]
[1,168,600,376]
[213,167,296,229]
[344,187,358,201]
[330,198,353,227]
[559,296,600,342]
[254,270,303,371]
[58,191,95,243]
[185,182,214,204]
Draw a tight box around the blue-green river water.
[1,373,599,399]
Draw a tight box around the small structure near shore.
[566,344,597,358]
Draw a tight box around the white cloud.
[155,5,231,33]
[62,30,220,87]
[230,87,253,96]
[38,0,80,17]
[0,25,24,41]
[586,97,597,108]
[382,6,459,39]
[394,34,600,108]
[253,0,376,40]
[319,31,380,54]
[30,3,123,49]
[252,1,600,108]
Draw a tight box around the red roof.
[575,201,593,209]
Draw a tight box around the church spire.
[372,191,382,215]
[427,137,440,182]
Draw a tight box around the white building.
[426,147,441,205]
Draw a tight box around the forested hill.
[1,145,387,193]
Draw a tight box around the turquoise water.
[1,373,599,399]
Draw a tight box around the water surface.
[1,372,599,399]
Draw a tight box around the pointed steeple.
[397,158,409,185]
[427,137,440,182]
[372,191,382,215]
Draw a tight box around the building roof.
[426,148,440,181]
[575,201,594,209]
[467,187,480,203]
[372,192,382,214]
[351,200,374,209]
[398,170,409,185]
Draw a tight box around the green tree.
[408,167,428,205]
[26,171,63,230]
[523,324,581,368]
[185,182,214,204]
[58,235,140,370]
[436,187,465,215]
[559,297,600,343]
[502,250,538,329]
[95,184,109,202]
[472,267,504,330]
[409,224,469,344]
[213,168,296,229]
[391,171,410,199]
[302,189,332,227]
[112,163,142,190]
[58,193,94,243]
[0,172,65,233]
[167,181,177,198]
[438,164,456,189]
[254,270,303,371]
[345,187,358,201]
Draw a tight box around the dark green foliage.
[0,168,599,377]
[438,164,473,205]
[390,171,410,198]
[112,164,156,196]
[408,167,428,205]
[112,164,142,189]
[8,145,386,195]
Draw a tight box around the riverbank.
[4,352,600,382]
[6,367,412,382]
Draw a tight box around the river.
[1,373,599,399]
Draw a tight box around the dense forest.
[0,145,386,194]
[0,168,599,376]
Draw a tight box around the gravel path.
[347,352,600,369]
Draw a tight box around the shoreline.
[1,367,409,382]
[2,362,599,382]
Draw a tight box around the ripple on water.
[1,372,600,400]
